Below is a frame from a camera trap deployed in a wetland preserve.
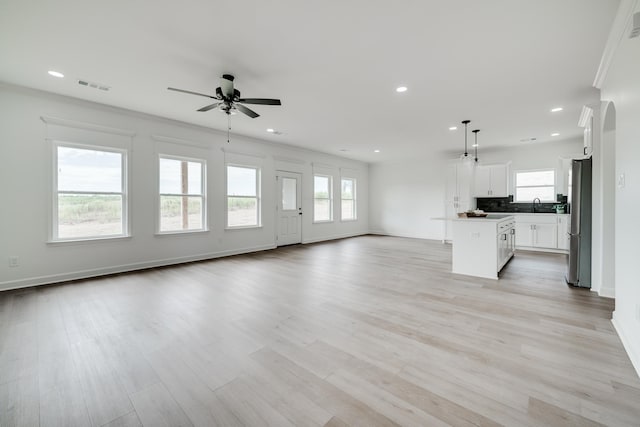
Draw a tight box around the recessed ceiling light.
[551,132,560,137]
[374,149,381,153]
[449,126,457,131]
[551,107,563,112]
[48,70,64,78]
[266,128,275,133]
[396,86,407,93]
[472,144,478,147]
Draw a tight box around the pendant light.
[461,120,471,160]
[472,129,480,162]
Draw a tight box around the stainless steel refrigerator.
[566,157,592,288]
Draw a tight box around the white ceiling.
[0,0,618,162]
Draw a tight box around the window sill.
[225,225,263,230]
[155,229,209,237]
[340,218,358,222]
[313,220,334,224]
[47,235,132,246]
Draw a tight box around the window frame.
[51,140,129,242]
[340,177,357,221]
[157,154,207,235]
[313,174,334,223]
[513,168,556,203]
[225,163,262,229]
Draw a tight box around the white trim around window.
[514,169,556,202]
[340,177,357,221]
[226,164,262,229]
[50,140,129,242]
[157,154,207,234]
[313,174,333,223]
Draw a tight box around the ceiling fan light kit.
[168,74,282,142]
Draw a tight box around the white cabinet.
[452,216,515,279]
[533,223,558,248]
[474,164,509,197]
[579,105,596,157]
[446,160,473,208]
[515,222,534,247]
[444,160,475,241]
[514,215,558,249]
[557,214,570,250]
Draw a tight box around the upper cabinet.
[446,160,474,209]
[579,105,595,157]
[474,163,509,197]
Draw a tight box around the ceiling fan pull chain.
[227,114,231,143]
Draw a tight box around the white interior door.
[276,171,302,246]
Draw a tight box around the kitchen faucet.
[532,197,541,213]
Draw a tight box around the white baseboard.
[598,286,615,299]
[515,246,568,255]
[612,311,640,378]
[302,231,368,245]
[0,244,276,292]
[368,229,387,236]
[367,229,444,241]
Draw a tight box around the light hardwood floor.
[1,235,639,426]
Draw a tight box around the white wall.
[600,1,640,375]
[0,84,369,290]
[368,139,583,240]
[369,155,448,239]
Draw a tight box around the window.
[227,165,260,227]
[514,169,556,202]
[54,143,127,240]
[341,178,356,221]
[314,175,333,222]
[281,177,297,211]
[159,156,206,233]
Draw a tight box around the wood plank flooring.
[1,235,639,426]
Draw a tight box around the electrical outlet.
[8,256,19,267]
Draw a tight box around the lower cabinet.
[514,215,559,250]
[515,223,534,247]
[557,215,570,250]
[452,216,515,279]
[532,223,558,248]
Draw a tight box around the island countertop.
[452,214,514,222]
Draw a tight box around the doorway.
[276,171,302,246]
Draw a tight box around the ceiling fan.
[168,74,281,119]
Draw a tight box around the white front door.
[276,171,302,246]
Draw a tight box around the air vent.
[519,137,537,143]
[78,79,111,91]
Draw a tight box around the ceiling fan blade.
[221,75,234,98]
[197,103,220,112]
[168,87,216,99]
[236,103,260,118]
[238,98,281,106]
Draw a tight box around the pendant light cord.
[461,120,471,157]
[472,129,480,162]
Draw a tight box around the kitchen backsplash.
[476,195,569,214]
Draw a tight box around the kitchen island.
[452,214,515,279]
